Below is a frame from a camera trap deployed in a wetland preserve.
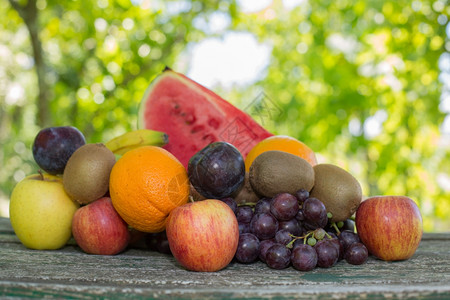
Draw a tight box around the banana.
[104,129,168,155]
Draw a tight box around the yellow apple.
[9,173,79,250]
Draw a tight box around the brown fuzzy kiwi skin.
[63,143,116,205]
[189,184,206,202]
[310,164,362,223]
[249,150,315,198]
[233,172,260,205]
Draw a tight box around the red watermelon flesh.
[138,68,273,168]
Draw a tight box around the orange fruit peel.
[110,146,189,233]
[245,135,317,172]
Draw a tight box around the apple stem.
[348,215,358,234]
[38,169,44,180]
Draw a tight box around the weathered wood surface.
[0,217,449,299]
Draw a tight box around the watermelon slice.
[138,68,273,168]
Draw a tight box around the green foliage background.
[1,0,449,231]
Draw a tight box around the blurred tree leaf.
[0,0,448,231]
[0,0,236,202]
[230,0,448,231]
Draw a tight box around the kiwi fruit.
[63,143,116,205]
[190,184,206,202]
[249,150,314,198]
[233,172,260,205]
[310,163,362,223]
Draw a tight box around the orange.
[245,135,317,171]
[109,146,189,233]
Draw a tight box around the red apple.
[72,197,130,255]
[355,195,423,261]
[166,199,239,272]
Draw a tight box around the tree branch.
[8,0,51,127]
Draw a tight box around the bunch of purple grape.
[145,231,172,255]
[221,189,368,271]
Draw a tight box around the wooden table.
[0,217,449,299]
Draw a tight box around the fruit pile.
[10,126,175,253]
[9,69,423,273]
[185,139,369,271]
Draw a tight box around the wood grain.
[1,217,449,299]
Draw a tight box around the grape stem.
[302,232,314,244]
[286,231,314,248]
[237,202,257,207]
[286,233,305,248]
[331,222,341,235]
